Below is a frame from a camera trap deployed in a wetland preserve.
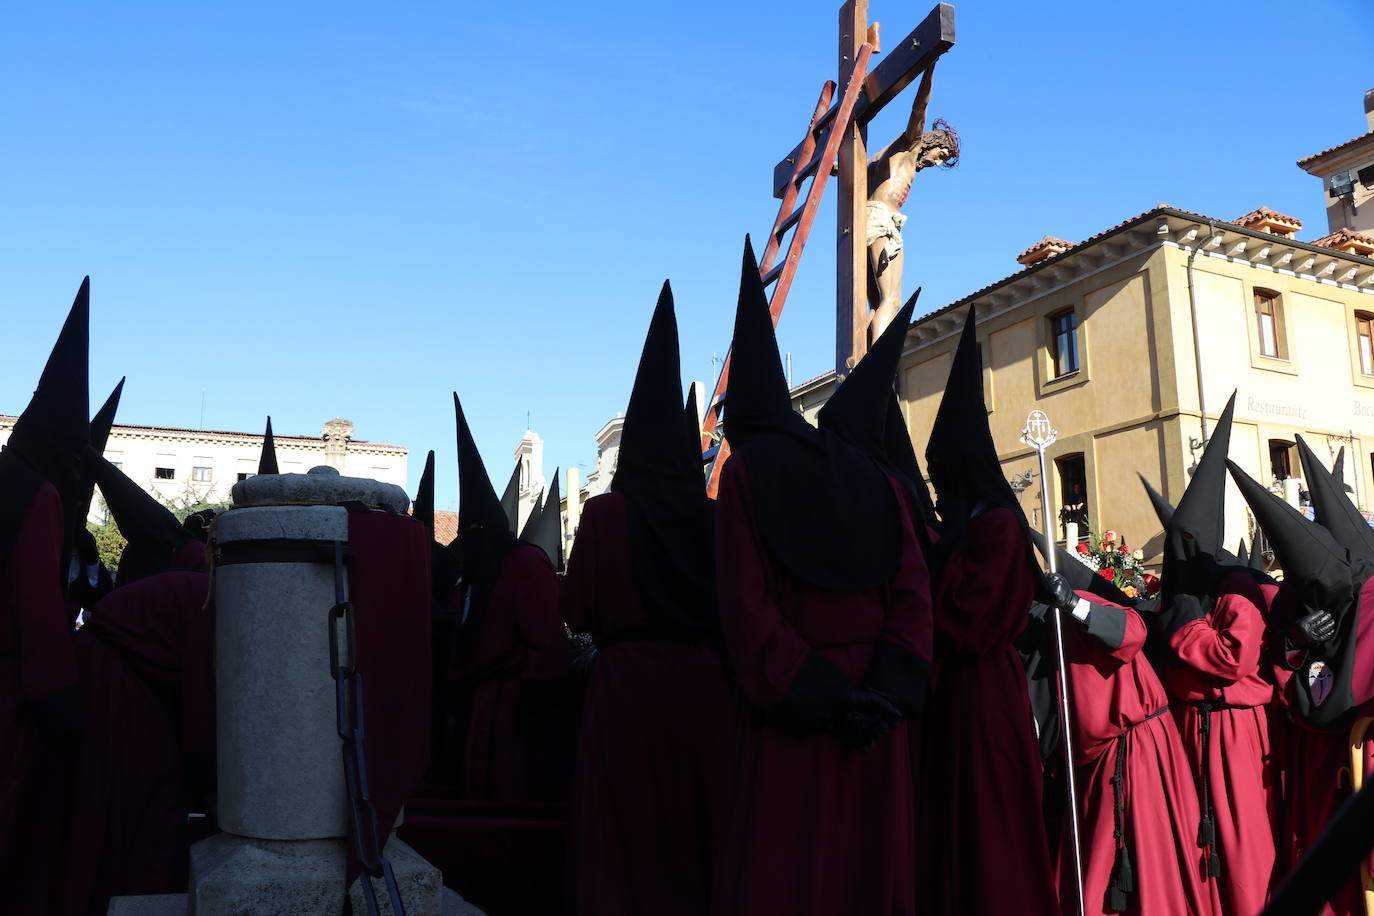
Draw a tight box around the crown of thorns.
[922,118,960,168]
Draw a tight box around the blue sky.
[2,1,1370,511]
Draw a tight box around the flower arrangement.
[1072,529,1161,599]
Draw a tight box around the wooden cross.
[771,2,955,377]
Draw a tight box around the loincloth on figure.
[866,201,908,264]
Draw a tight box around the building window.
[155,467,175,480]
[1357,312,1374,376]
[1049,308,1079,378]
[192,466,213,482]
[237,472,251,482]
[1056,453,1088,541]
[1255,289,1284,359]
[1270,439,1294,482]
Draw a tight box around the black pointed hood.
[88,450,192,584]
[818,288,920,454]
[519,488,544,542]
[1298,434,1374,571]
[614,281,701,487]
[454,394,511,543]
[1333,447,1347,488]
[1162,392,1236,599]
[526,471,563,572]
[11,277,91,450]
[600,284,717,638]
[414,450,436,540]
[722,236,812,446]
[1228,458,1364,726]
[1138,473,1175,529]
[1228,459,1349,593]
[683,384,704,469]
[1249,537,1266,572]
[1237,539,1250,565]
[89,378,124,457]
[258,417,279,475]
[3,278,95,565]
[882,391,935,541]
[925,304,1031,573]
[452,394,520,661]
[499,460,521,535]
[77,377,125,522]
[722,236,900,590]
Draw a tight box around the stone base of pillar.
[185,834,448,916]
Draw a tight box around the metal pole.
[1024,412,1085,916]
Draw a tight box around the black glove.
[28,684,86,748]
[1289,610,1336,650]
[1043,573,1077,612]
[835,688,901,751]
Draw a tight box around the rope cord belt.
[1107,706,1169,914]
[1192,700,1241,880]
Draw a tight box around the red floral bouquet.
[1071,529,1160,599]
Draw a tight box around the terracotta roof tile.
[1016,236,1074,266]
[1297,131,1374,170]
[433,510,459,544]
[1310,227,1374,257]
[1233,207,1303,235]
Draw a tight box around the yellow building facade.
[794,204,1374,564]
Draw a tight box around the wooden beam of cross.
[771,3,955,377]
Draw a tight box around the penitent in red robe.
[0,483,79,914]
[61,566,214,916]
[458,543,572,802]
[920,508,1059,916]
[1164,570,1278,916]
[1059,592,1217,916]
[710,461,931,916]
[560,491,730,916]
[1266,579,1374,916]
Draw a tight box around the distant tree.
[86,482,233,574]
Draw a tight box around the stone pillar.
[189,466,442,916]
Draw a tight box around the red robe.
[61,569,215,915]
[1267,580,1374,916]
[560,491,730,916]
[1058,593,1217,916]
[920,508,1059,916]
[710,461,931,916]
[1164,571,1278,915]
[0,482,79,913]
[458,543,572,802]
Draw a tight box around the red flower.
[1076,543,1091,556]
[1098,568,1115,581]
[1119,545,1130,555]
[1143,573,1161,593]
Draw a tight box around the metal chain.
[329,538,406,916]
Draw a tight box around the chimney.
[1366,88,1374,132]
[1016,236,1073,267]
[1233,207,1303,239]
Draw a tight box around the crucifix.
[771,2,956,377]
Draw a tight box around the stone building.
[0,415,408,518]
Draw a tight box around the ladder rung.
[776,207,804,237]
[761,263,785,288]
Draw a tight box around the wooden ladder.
[701,43,874,498]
